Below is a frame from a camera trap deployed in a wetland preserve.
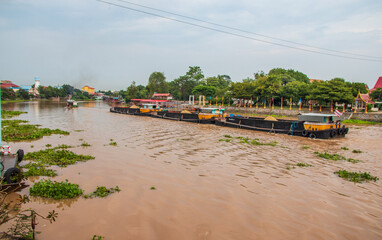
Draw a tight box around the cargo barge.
[110,107,348,139]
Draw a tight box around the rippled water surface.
[2,101,382,240]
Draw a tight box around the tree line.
[122,66,371,107]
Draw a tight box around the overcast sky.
[1,0,381,90]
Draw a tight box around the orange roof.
[358,94,375,104]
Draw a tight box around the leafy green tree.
[228,78,256,99]
[307,78,354,105]
[147,72,168,96]
[281,81,309,103]
[1,88,16,100]
[350,82,368,97]
[254,75,282,100]
[268,68,310,84]
[192,85,216,97]
[15,89,30,100]
[370,88,382,101]
[169,66,204,100]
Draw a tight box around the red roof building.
[369,76,382,92]
[1,83,20,89]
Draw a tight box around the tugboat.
[215,113,348,139]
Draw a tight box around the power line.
[96,0,382,62]
[115,0,382,60]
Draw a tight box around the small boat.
[67,99,78,108]
[215,113,349,139]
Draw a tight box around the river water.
[2,101,382,240]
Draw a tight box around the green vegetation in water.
[109,141,117,146]
[29,179,83,199]
[74,130,84,132]
[302,145,310,149]
[30,145,34,148]
[92,235,105,240]
[178,138,190,141]
[286,163,295,170]
[24,145,94,167]
[81,142,91,147]
[352,149,362,153]
[1,100,30,104]
[334,170,379,183]
[2,119,69,142]
[79,138,83,141]
[347,158,360,163]
[22,165,57,177]
[342,119,382,125]
[1,110,27,119]
[227,136,277,146]
[84,186,120,199]
[314,151,360,164]
[45,144,52,148]
[219,138,231,142]
[296,162,312,167]
[223,134,232,138]
[314,151,346,161]
[150,186,156,190]
[341,147,349,150]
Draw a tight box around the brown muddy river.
[2,101,382,240]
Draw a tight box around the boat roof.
[300,113,337,117]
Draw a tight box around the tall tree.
[147,72,168,96]
[168,66,205,100]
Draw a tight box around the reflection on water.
[2,101,382,240]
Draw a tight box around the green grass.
[1,100,30,104]
[24,146,94,167]
[352,149,362,153]
[1,110,27,119]
[296,162,312,167]
[334,170,379,183]
[2,119,69,142]
[341,147,349,150]
[342,119,382,125]
[84,186,120,199]
[29,179,83,199]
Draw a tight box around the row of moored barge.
[110,105,349,139]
